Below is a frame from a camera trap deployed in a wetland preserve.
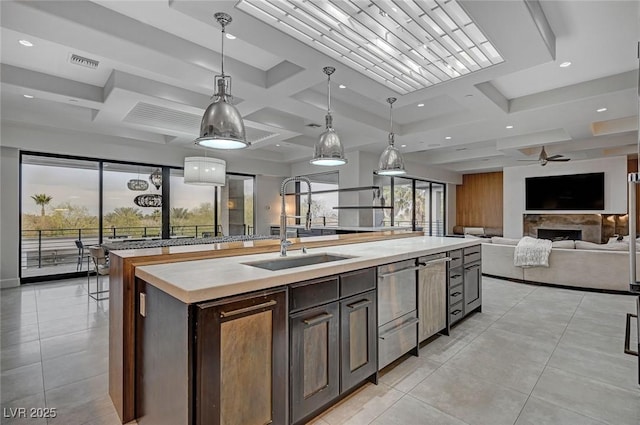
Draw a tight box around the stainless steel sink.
[244,253,352,271]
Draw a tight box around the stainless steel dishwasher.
[377,259,420,369]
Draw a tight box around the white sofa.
[482,237,638,292]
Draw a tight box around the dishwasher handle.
[418,257,451,269]
[378,265,423,279]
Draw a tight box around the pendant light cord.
[221,23,226,77]
[327,72,331,114]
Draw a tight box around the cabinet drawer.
[340,268,376,298]
[448,249,463,269]
[378,312,418,370]
[290,277,339,313]
[449,269,463,287]
[449,286,463,305]
[449,302,464,324]
[463,246,481,264]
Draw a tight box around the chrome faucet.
[280,176,312,256]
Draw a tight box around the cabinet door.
[464,262,482,314]
[290,303,340,424]
[340,290,377,392]
[195,289,286,425]
[418,261,447,342]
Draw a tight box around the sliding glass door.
[21,155,100,279]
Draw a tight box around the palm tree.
[31,193,52,216]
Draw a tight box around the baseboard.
[483,273,636,295]
[0,277,20,288]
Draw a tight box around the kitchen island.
[125,235,482,425]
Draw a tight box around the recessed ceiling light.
[464,94,474,98]
[275,144,280,147]
[225,33,236,40]
[417,103,424,107]
[19,39,33,47]
[559,61,572,68]
[338,84,346,89]
[596,107,607,112]
[505,125,514,129]
[445,136,452,140]
[23,94,34,99]
[400,144,407,148]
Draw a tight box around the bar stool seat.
[88,246,109,301]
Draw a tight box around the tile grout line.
[33,288,51,425]
[510,289,603,425]
[392,280,536,425]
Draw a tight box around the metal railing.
[20,224,231,272]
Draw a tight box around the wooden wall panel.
[456,172,503,229]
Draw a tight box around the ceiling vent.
[69,53,99,69]
[306,123,322,128]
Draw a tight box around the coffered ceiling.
[1,0,638,174]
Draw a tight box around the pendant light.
[376,97,406,176]
[195,12,248,150]
[183,157,226,186]
[310,66,347,166]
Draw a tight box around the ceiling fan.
[519,146,570,166]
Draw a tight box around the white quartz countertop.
[135,236,480,304]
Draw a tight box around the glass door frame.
[19,151,256,282]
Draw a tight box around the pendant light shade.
[183,157,226,186]
[311,67,347,166]
[377,97,406,176]
[195,12,248,150]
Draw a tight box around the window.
[297,172,339,226]
[170,169,215,237]
[21,154,99,279]
[377,174,446,235]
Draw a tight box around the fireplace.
[537,228,582,241]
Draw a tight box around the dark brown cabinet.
[195,288,287,425]
[447,245,482,328]
[340,291,377,392]
[464,261,482,313]
[289,277,340,424]
[289,269,377,424]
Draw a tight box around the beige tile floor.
[1,276,638,425]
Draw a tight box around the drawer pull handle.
[220,300,277,318]
[379,318,419,340]
[452,257,460,261]
[347,299,372,310]
[464,252,478,256]
[303,312,334,326]
[451,309,462,316]
[624,312,638,357]
[450,274,461,279]
[451,291,462,297]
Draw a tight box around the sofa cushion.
[551,240,575,249]
[490,236,520,245]
[575,240,628,251]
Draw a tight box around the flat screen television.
[525,172,605,210]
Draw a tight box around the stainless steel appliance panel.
[377,260,418,327]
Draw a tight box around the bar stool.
[75,240,90,271]
[88,246,109,301]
